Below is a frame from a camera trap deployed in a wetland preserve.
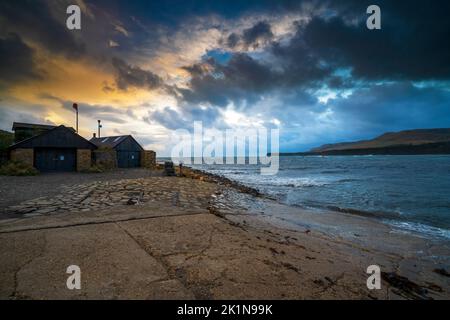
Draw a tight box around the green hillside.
[311,128,450,152]
[0,129,14,150]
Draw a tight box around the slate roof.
[9,125,97,150]
[12,122,75,132]
[90,135,131,148]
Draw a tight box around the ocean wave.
[336,178,361,183]
[279,166,311,171]
[324,206,402,220]
[216,174,330,189]
[323,205,450,240]
[192,156,450,239]
[386,220,450,240]
[321,170,350,174]
[248,177,329,188]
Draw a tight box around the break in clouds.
[0,0,450,153]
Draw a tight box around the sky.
[1,0,449,155]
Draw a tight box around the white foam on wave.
[386,220,450,240]
[220,174,329,188]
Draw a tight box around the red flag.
[72,103,78,111]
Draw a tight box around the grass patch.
[81,164,106,173]
[0,161,39,176]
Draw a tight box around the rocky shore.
[172,164,262,197]
[0,167,449,299]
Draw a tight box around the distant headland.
[280,128,450,156]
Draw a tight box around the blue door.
[117,151,140,168]
[34,148,76,172]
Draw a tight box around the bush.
[0,129,14,151]
[0,161,39,176]
[80,164,105,173]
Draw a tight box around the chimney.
[97,120,102,138]
[93,133,96,138]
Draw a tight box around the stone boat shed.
[7,122,156,172]
[9,124,96,172]
[90,135,155,169]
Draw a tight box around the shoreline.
[178,164,450,241]
[1,168,449,299]
[181,166,450,299]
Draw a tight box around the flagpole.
[73,103,78,133]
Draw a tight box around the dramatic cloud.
[1,0,449,154]
[226,21,274,49]
[0,33,39,86]
[178,53,282,107]
[302,14,450,81]
[177,0,450,119]
[41,94,130,124]
[0,0,85,58]
[111,57,163,91]
[146,105,221,131]
[178,32,331,107]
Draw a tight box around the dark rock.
[433,268,450,277]
[381,272,431,300]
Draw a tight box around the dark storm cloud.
[225,21,274,49]
[147,107,188,130]
[178,53,283,107]
[180,0,450,109]
[90,0,302,27]
[242,21,273,47]
[302,11,450,80]
[111,57,163,91]
[0,0,85,58]
[182,58,216,78]
[219,54,277,91]
[146,105,221,131]
[226,33,240,49]
[1,0,449,151]
[0,33,39,84]
[179,30,331,107]
[302,0,450,81]
[268,0,450,83]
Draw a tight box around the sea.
[184,155,450,240]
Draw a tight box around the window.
[102,138,109,143]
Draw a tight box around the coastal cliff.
[282,128,450,156]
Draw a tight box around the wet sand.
[0,168,449,299]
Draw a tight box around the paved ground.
[4,177,220,217]
[0,171,449,299]
[0,202,389,300]
[0,169,161,216]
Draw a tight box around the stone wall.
[93,149,117,169]
[77,149,92,172]
[10,148,34,167]
[141,150,156,169]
